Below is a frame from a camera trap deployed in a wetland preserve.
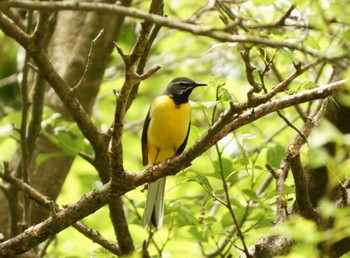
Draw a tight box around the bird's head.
[164,77,207,105]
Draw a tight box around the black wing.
[141,108,151,166]
[176,121,191,155]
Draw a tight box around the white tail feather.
[142,177,166,229]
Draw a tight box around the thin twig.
[275,158,289,224]
[247,59,323,108]
[27,75,45,157]
[276,110,307,142]
[19,42,31,227]
[241,48,262,96]
[73,221,121,255]
[38,236,55,258]
[212,88,252,257]
[0,73,18,88]
[73,29,105,91]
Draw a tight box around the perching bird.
[141,77,207,229]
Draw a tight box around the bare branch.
[73,29,105,91]
[241,48,262,96]
[27,76,45,158]
[0,177,114,256]
[0,170,121,255]
[245,59,323,108]
[19,43,31,226]
[125,22,163,111]
[113,41,129,63]
[287,150,317,221]
[0,171,53,207]
[276,110,307,142]
[1,1,347,59]
[275,158,289,224]
[109,1,164,255]
[73,222,121,255]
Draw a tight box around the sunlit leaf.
[266,143,285,168]
[218,87,233,101]
[253,0,275,6]
[188,226,207,241]
[36,152,68,166]
[242,189,259,202]
[309,120,343,148]
[305,35,321,50]
[220,208,245,228]
[187,172,216,199]
[226,170,249,185]
[192,100,219,109]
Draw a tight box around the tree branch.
[72,221,121,256]
[245,59,323,108]
[287,151,318,221]
[1,1,348,60]
[241,48,262,96]
[0,170,121,255]
[0,177,115,256]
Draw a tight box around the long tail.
[142,177,166,229]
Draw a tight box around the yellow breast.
[147,95,191,153]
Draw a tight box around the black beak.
[194,82,207,87]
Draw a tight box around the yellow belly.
[147,95,191,164]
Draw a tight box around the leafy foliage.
[0,0,350,257]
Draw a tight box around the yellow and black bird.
[142,77,207,229]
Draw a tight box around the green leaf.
[226,169,249,185]
[36,152,68,166]
[213,156,233,177]
[221,211,233,228]
[209,77,226,89]
[277,215,323,244]
[242,189,259,202]
[309,120,343,148]
[336,93,350,109]
[56,132,83,156]
[253,0,275,6]
[288,81,317,94]
[266,143,285,168]
[230,198,244,208]
[188,226,207,241]
[187,172,215,197]
[192,100,219,109]
[220,208,245,228]
[305,35,321,50]
[343,29,350,41]
[218,87,233,101]
[300,81,317,90]
[166,204,197,227]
